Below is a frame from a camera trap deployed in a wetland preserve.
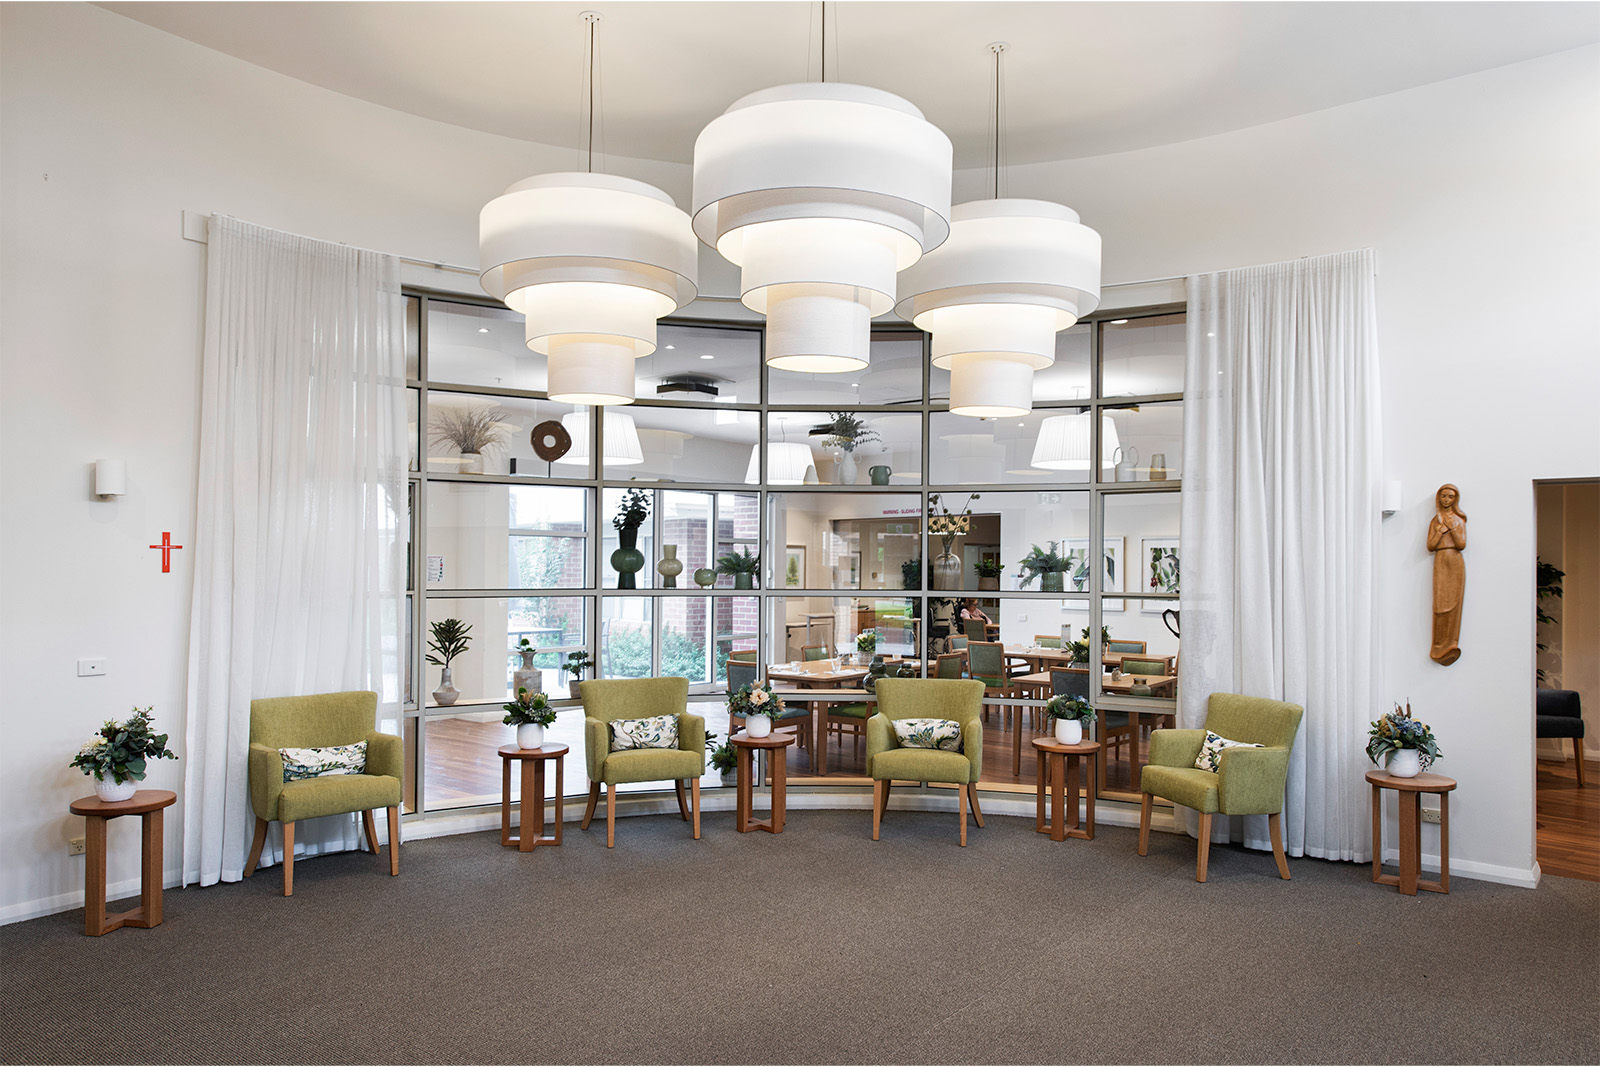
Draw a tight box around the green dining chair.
[865,678,986,845]
[578,677,706,847]
[802,644,830,661]
[1122,655,1168,676]
[1033,634,1062,648]
[1109,639,1147,655]
[935,652,967,679]
[967,640,1016,728]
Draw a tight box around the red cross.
[149,532,183,573]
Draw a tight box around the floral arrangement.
[612,488,651,533]
[1366,702,1442,770]
[857,630,878,655]
[1044,695,1096,726]
[716,546,760,575]
[71,706,177,784]
[429,405,509,456]
[729,679,785,720]
[814,411,881,453]
[928,492,980,556]
[503,687,557,727]
[1017,541,1070,588]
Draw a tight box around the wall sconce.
[1382,480,1402,517]
[94,459,126,498]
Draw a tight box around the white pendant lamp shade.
[480,172,698,406]
[693,83,952,373]
[744,442,814,485]
[898,199,1101,416]
[1031,412,1121,471]
[554,410,644,466]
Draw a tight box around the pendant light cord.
[988,42,1007,200]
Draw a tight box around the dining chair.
[728,649,758,662]
[1033,634,1062,648]
[935,652,967,679]
[1108,639,1147,655]
[822,696,872,768]
[1121,655,1168,676]
[963,619,988,644]
[727,658,810,761]
[967,641,1016,730]
[802,644,830,661]
[1052,666,1130,782]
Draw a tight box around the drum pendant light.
[896,43,1101,417]
[479,13,697,406]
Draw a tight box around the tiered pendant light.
[553,410,644,467]
[479,13,697,406]
[896,43,1101,417]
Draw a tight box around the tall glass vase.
[932,550,962,590]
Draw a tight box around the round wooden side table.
[732,728,798,834]
[1031,737,1101,841]
[1366,768,1456,895]
[69,789,176,936]
[499,743,568,852]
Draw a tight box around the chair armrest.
[962,717,984,782]
[585,718,609,782]
[364,731,403,782]
[864,713,896,776]
[1146,729,1205,769]
[678,713,707,773]
[1217,746,1292,815]
[248,743,284,821]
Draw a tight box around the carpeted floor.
[2,809,1596,1065]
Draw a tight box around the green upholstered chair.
[727,649,758,662]
[935,652,966,679]
[1033,634,1062,648]
[578,676,706,847]
[1109,639,1147,655]
[1137,692,1304,882]
[245,690,402,897]
[963,618,988,644]
[802,644,829,661]
[947,635,968,652]
[968,640,1016,729]
[1122,655,1168,676]
[866,678,986,845]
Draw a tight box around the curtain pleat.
[1181,249,1381,862]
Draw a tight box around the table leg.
[1051,752,1067,841]
[1370,782,1382,883]
[1063,754,1080,839]
[1083,754,1096,840]
[1035,754,1047,833]
[520,757,537,852]
[84,814,107,937]
[1438,792,1449,893]
[553,756,564,846]
[501,759,513,847]
[1397,789,1420,895]
[772,749,787,833]
[139,808,162,927]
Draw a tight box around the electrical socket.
[68,837,86,856]
[1421,807,1441,825]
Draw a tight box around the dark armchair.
[1537,689,1587,787]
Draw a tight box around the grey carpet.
[2,808,1595,1065]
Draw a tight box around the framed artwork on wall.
[1063,537,1124,612]
[1141,537,1180,613]
[785,545,805,587]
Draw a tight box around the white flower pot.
[746,713,773,739]
[94,776,138,803]
[517,723,544,750]
[1388,748,1422,778]
[1055,718,1083,745]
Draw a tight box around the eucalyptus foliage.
[1044,695,1096,726]
[71,706,177,784]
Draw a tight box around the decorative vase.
[693,567,716,588]
[838,451,858,485]
[734,572,754,590]
[1041,571,1065,593]
[869,464,891,485]
[513,649,539,700]
[433,665,459,706]
[94,776,138,803]
[932,551,962,590]
[863,654,887,693]
[978,576,999,591]
[746,713,773,738]
[516,723,545,750]
[1150,453,1168,481]
[896,661,919,678]
[656,544,683,588]
[1388,748,1422,778]
[611,526,645,589]
[1055,718,1084,745]
[459,451,484,474]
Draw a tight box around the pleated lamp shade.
[1030,412,1121,470]
[744,442,814,485]
[554,410,644,466]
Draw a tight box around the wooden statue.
[1428,483,1466,665]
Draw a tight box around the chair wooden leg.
[1269,811,1290,880]
[281,821,295,897]
[244,817,268,878]
[1575,739,1588,787]
[959,782,968,846]
[1196,812,1212,883]
[606,782,616,848]
[872,779,886,840]
[581,783,600,829]
[362,810,379,856]
[968,783,985,828]
[387,806,401,875]
[691,779,701,839]
[1137,793,1152,855]
[674,779,690,821]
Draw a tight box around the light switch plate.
[77,658,107,677]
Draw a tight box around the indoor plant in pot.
[1044,695,1096,745]
[503,687,556,749]
[427,618,472,705]
[707,733,737,787]
[512,637,539,699]
[71,706,178,802]
[1018,541,1071,593]
[611,488,651,589]
[1366,702,1441,778]
[717,546,761,590]
[927,492,979,590]
[813,411,880,484]
[562,650,594,690]
[428,404,509,474]
[901,556,923,591]
[730,678,784,738]
[975,557,1006,591]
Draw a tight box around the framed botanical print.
[1141,537,1180,613]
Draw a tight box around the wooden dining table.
[768,686,874,775]
[1011,671,1177,789]
[765,659,895,773]
[1004,645,1177,675]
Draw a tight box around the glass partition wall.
[404,295,1183,816]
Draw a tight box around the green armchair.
[578,677,706,847]
[866,678,986,845]
[1137,692,1304,882]
[244,690,402,896]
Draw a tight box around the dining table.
[764,659,896,774]
[1004,645,1177,675]
[1011,670,1177,790]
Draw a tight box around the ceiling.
[99,1,1599,168]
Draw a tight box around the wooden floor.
[1536,755,1598,882]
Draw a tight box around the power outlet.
[1421,807,1442,825]
[68,837,86,856]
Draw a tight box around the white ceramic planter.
[517,723,545,750]
[746,713,773,738]
[1055,718,1084,745]
[94,776,138,803]
[1387,748,1422,778]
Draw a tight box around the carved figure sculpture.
[1428,484,1467,665]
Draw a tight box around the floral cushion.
[280,742,367,782]
[1194,731,1263,773]
[609,714,680,752]
[891,718,964,753]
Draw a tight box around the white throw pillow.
[891,718,964,753]
[280,742,367,782]
[1194,730,1263,773]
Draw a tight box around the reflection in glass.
[423,707,584,811]
[768,333,924,407]
[1102,313,1185,397]
[1103,402,1184,482]
[427,484,587,589]
[425,392,587,478]
[425,597,588,705]
[426,300,536,391]
[769,493,922,591]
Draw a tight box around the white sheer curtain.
[183,216,407,887]
[1180,249,1380,862]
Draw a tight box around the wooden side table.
[499,743,568,852]
[69,789,176,936]
[732,729,797,834]
[1367,768,1456,895]
[1032,737,1101,841]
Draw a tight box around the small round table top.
[498,743,570,760]
[1031,736,1103,756]
[731,729,798,750]
[1365,768,1456,792]
[70,789,177,816]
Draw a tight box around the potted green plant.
[1044,695,1096,746]
[901,556,923,590]
[71,706,178,802]
[611,488,651,588]
[813,411,881,483]
[706,732,737,786]
[1537,557,1564,684]
[730,679,784,737]
[513,636,539,698]
[1081,625,1112,659]
[1367,702,1441,778]
[975,557,1006,591]
[717,546,761,590]
[1017,541,1071,592]
[428,404,509,474]
[503,687,556,749]
[562,650,594,688]
[1067,639,1091,665]
[928,492,980,589]
[427,618,472,706]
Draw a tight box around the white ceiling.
[98,1,1599,168]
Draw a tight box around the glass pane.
[659,596,710,684]
[426,300,537,391]
[765,411,919,487]
[768,596,921,663]
[931,407,1105,486]
[405,295,420,380]
[606,405,759,484]
[931,322,1091,407]
[769,492,923,591]
[660,490,712,586]
[1104,401,1183,483]
[634,322,762,405]
[600,597,653,678]
[422,706,584,811]
[425,596,588,706]
[712,596,760,682]
[1104,489,1181,635]
[1102,313,1185,397]
[406,388,420,471]
[713,491,761,589]
[425,391,591,478]
[603,487,655,589]
[767,332,924,407]
[916,489,1092,594]
[426,484,588,590]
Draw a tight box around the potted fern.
[1044,695,1096,745]
[503,687,556,749]
[717,546,760,590]
[427,618,472,706]
[1018,541,1071,592]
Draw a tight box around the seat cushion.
[1139,764,1220,813]
[829,703,871,719]
[1536,715,1585,739]
[871,747,973,784]
[277,773,401,823]
[599,746,703,785]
